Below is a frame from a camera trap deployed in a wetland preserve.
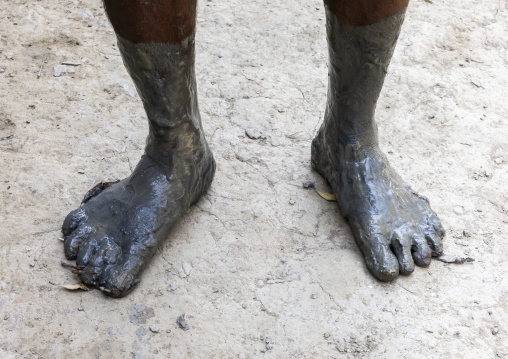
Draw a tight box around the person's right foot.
[62,150,215,297]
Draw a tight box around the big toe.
[361,235,399,281]
[99,255,147,298]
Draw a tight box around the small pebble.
[494,157,504,164]
[302,181,315,189]
[492,327,499,335]
[453,206,464,215]
[78,307,84,311]
[53,65,66,77]
[271,139,280,147]
[488,310,493,315]
[149,325,159,333]
[245,128,262,140]
[4,314,9,320]
[463,230,472,237]
[176,314,189,331]
[289,199,295,205]
[67,65,76,74]
[168,283,176,291]
[6,53,13,60]
[310,293,318,299]
[77,169,85,174]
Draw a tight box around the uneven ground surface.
[1,0,507,357]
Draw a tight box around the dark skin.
[62,0,444,296]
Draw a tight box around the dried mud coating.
[62,34,215,297]
[311,7,445,280]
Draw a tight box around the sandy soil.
[1,0,507,357]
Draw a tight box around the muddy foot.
[312,137,444,281]
[62,153,215,297]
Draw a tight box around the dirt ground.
[1,0,507,357]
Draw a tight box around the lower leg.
[62,0,215,297]
[313,0,444,280]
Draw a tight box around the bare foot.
[312,136,444,281]
[62,152,215,297]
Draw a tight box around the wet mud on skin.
[311,7,444,281]
[62,34,215,297]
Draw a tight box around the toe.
[355,231,399,281]
[75,238,100,268]
[411,235,432,267]
[423,228,444,256]
[427,214,446,238]
[62,208,87,237]
[390,231,415,275]
[79,239,121,286]
[100,255,146,298]
[64,226,92,259]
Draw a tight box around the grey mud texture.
[62,34,215,297]
[311,7,445,281]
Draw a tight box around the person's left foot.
[311,133,444,280]
[62,151,215,297]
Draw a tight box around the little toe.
[411,235,432,267]
[62,208,87,236]
[64,226,92,260]
[424,229,444,256]
[390,232,415,275]
[427,214,446,238]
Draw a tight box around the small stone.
[77,169,85,174]
[488,310,493,315]
[245,128,262,140]
[4,314,9,320]
[310,293,318,299]
[242,303,247,309]
[6,53,13,60]
[149,325,159,333]
[323,333,330,339]
[289,199,295,205]
[302,181,315,189]
[66,65,76,74]
[492,327,499,335]
[463,230,472,237]
[271,139,280,147]
[53,65,66,77]
[494,157,504,164]
[182,262,193,277]
[0,69,5,73]
[168,283,176,291]
[176,314,189,331]
[453,206,464,215]
[78,307,84,311]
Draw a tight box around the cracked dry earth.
[1,0,507,357]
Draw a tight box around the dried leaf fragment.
[316,189,336,201]
[60,283,90,291]
[435,254,474,264]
